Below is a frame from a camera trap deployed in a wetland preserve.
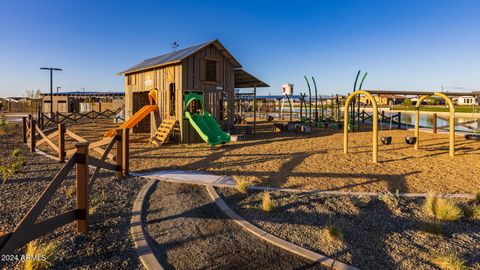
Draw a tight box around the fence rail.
[359,110,403,129]
[0,116,130,266]
[40,109,118,129]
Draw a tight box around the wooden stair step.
[150,119,177,145]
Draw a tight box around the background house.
[40,92,124,113]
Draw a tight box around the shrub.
[424,196,462,221]
[11,148,21,157]
[90,190,108,214]
[262,191,274,212]
[461,203,480,219]
[418,219,443,235]
[236,181,249,194]
[9,161,23,174]
[17,156,27,166]
[65,185,76,199]
[0,166,14,184]
[378,190,400,212]
[325,224,343,241]
[476,192,480,204]
[433,253,467,270]
[401,98,413,106]
[24,240,57,270]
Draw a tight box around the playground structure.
[115,39,268,145]
[343,89,480,163]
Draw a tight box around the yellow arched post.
[414,93,455,157]
[414,95,429,150]
[344,90,379,163]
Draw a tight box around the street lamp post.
[40,67,62,114]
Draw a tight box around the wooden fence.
[359,110,403,129]
[39,109,118,129]
[0,116,130,266]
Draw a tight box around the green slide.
[184,93,231,145]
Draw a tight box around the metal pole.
[50,69,53,114]
[253,86,256,134]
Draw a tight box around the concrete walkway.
[136,170,235,187]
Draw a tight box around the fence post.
[75,142,89,233]
[30,119,36,152]
[381,111,385,122]
[398,112,402,129]
[122,128,129,177]
[361,110,365,123]
[37,110,41,129]
[116,129,123,178]
[22,117,27,143]
[432,113,437,134]
[58,123,65,163]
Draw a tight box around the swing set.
[344,89,480,163]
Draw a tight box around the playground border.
[205,185,360,270]
[245,186,475,199]
[130,179,164,270]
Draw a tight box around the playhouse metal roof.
[234,69,269,88]
[118,39,242,75]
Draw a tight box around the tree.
[401,98,413,106]
[24,89,42,114]
[426,97,439,105]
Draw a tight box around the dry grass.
[65,185,76,199]
[1,156,27,184]
[262,191,274,212]
[461,203,480,219]
[433,253,467,270]
[325,224,343,241]
[418,219,444,235]
[236,181,249,194]
[89,190,108,214]
[24,240,57,270]
[11,148,21,157]
[424,196,463,221]
[378,190,400,212]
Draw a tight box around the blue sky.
[0,0,479,97]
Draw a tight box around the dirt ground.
[45,119,480,194]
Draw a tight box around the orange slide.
[104,105,158,138]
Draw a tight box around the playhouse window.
[128,75,136,85]
[205,59,217,82]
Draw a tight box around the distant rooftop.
[40,91,124,96]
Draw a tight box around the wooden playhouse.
[117,39,268,144]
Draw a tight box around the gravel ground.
[218,188,480,270]
[0,124,146,269]
[144,181,326,269]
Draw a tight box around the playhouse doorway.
[169,83,176,117]
[132,91,151,133]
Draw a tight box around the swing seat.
[381,136,392,145]
[405,136,417,145]
[465,134,480,140]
